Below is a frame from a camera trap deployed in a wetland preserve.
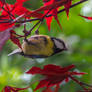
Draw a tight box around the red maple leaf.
[43,0,53,30]
[0,0,72,31]
[0,0,44,32]
[0,6,15,32]
[2,86,29,92]
[11,0,31,18]
[11,0,44,19]
[26,64,87,92]
[64,0,72,19]
[42,0,72,30]
[22,0,72,30]
[0,0,31,32]
[43,0,62,30]
[0,0,27,31]
[10,30,22,48]
[79,15,92,20]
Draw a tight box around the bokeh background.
[0,0,92,91]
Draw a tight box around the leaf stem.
[19,0,88,22]
[70,76,88,92]
[0,0,88,24]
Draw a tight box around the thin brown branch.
[0,0,88,24]
[70,76,88,92]
[19,0,88,23]
[27,8,53,36]
[0,18,40,23]
[12,0,88,37]
[27,20,41,35]
[58,0,88,14]
[47,0,88,17]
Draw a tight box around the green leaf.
[6,0,16,4]
[23,0,42,10]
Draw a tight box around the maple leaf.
[79,15,92,20]
[11,0,31,18]
[0,0,30,32]
[0,8,15,32]
[0,0,44,32]
[0,3,15,31]
[42,0,72,30]
[8,0,30,18]
[42,0,53,30]
[0,0,72,31]
[26,64,87,92]
[2,86,29,92]
[23,0,72,30]
[64,0,72,19]
[12,0,44,18]
[10,30,22,48]
[43,0,62,30]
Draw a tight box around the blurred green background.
[0,0,92,92]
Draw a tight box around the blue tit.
[8,35,67,58]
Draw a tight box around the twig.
[0,18,40,23]
[27,8,53,36]
[17,0,89,22]
[70,76,88,92]
[47,0,88,17]
[14,0,88,38]
[0,0,88,24]
[58,0,88,14]
[16,0,88,23]
[27,20,41,35]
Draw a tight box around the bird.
[8,35,67,58]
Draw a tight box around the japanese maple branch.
[47,0,88,17]
[24,0,88,36]
[0,0,88,24]
[17,0,88,23]
[15,0,88,37]
[24,8,54,36]
[70,76,88,92]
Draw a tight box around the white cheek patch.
[54,39,64,49]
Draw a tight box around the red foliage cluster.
[0,0,72,32]
[2,86,29,92]
[0,0,90,92]
[43,0,72,30]
[1,64,87,92]
[0,0,30,31]
[26,64,87,92]
[10,30,22,48]
[0,0,73,50]
[0,0,88,51]
[79,15,92,20]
